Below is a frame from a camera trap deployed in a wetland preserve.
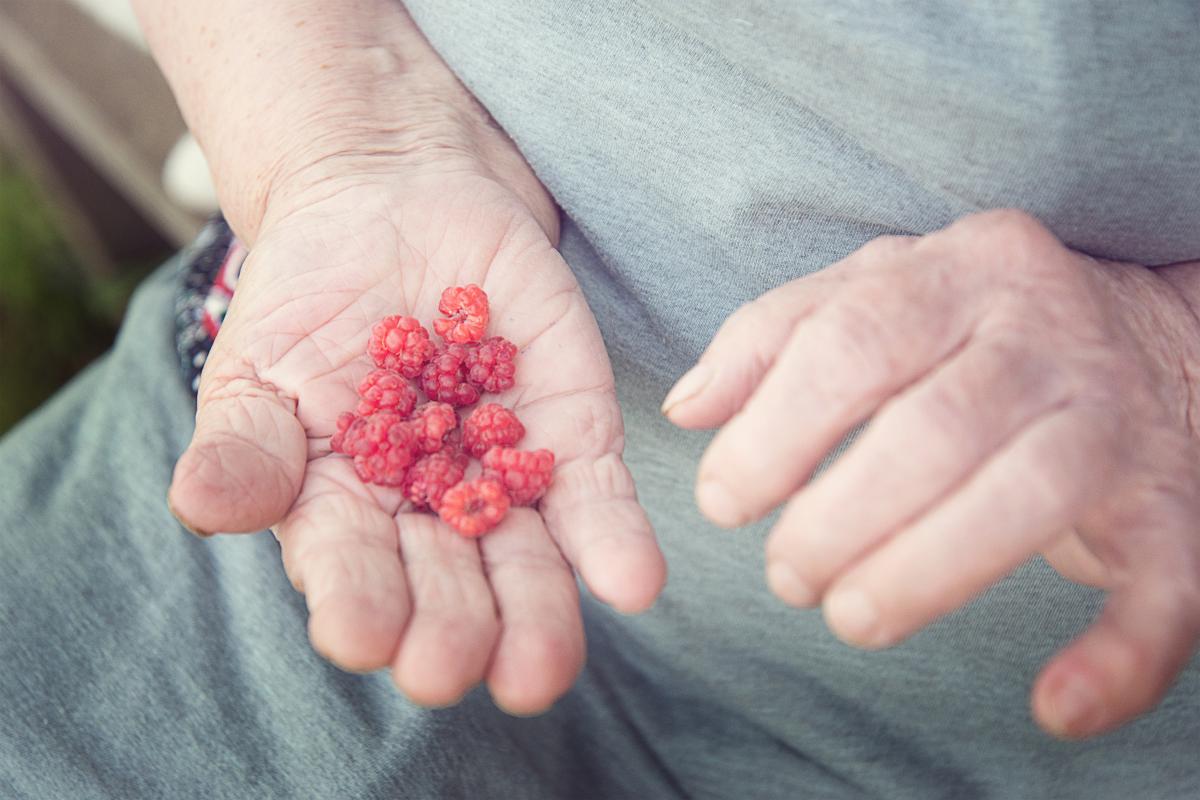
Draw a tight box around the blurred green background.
[0,0,202,438]
[0,147,153,436]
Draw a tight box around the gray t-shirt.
[403,3,1200,797]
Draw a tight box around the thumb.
[169,359,306,535]
[1032,569,1199,738]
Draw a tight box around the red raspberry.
[330,411,419,486]
[432,284,489,344]
[464,336,517,394]
[329,411,357,453]
[482,447,555,506]
[403,451,469,511]
[411,401,459,453]
[443,425,463,454]
[438,477,511,537]
[462,403,525,459]
[368,315,436,377]
[419,344,480,407]
[355,368,418,416]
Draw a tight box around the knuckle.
[540,453,638,521]
[768,498,849,590]
[712,416,771,476]
[766,503,812,562]
[853,233,915,265]
[1022,453,1073,509]
[975,307,1048,345]
[553,391,623,459]
[909,382,980,463]
[1016,431,1097,512]
[287,496,394,562]
[812,297,903,397]
[1102,632,1155,696]
[942,209,1065,280]
[199,366,295,414]
[484,545,569,585]
[722,298,780,348]
[582,452,638,500]
[301,547,373,609]
[963,208,1050,245]
[199,372,257,403]
[919,366,981,427]
[406,557,485,611]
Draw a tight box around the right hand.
[167,136,666,713]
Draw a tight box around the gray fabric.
[404,1,1200,795]
[1,3,1198,798]
[0,265,687,799]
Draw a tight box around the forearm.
[132,0,555,241]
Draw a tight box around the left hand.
[663,209,1200,739]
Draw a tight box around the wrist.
[1118,261,1200,438]
[1147,262,1200,434]
[255,81,560,247]
[134,0,557,243]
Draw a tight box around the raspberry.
[464,336,517,394]
[419,344,480,407]
[330,411,419,486]
[481,447,555,506]
[411,401,459,453]
[443,425,463,454]
[432,284,489,344]
[355,368,418,416]
[438,477,511,537]
[335,294,550,520]
[329,411,357,453]
[368,315,436,377]
[403,451,469,511]
[462,403,525,459]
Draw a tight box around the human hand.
[167,147,665,713]
[664,210,1200,738]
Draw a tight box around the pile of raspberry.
[330,285,554,537]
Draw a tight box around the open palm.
[168,170,665,712]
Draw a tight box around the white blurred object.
[66,0,220,216]
[163,133,219,215]
[67,0,146,49]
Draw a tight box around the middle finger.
[391,513,499,706]
[765,336,1067,604]
[697,280,973,527]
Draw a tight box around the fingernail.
[167,491,212,538]
[824,589,881,646]
[696,479,744,527]
[661,364,713,416]
[766,561,818,606]
[1050,678,1098,736]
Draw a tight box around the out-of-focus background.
[0,0,217,435]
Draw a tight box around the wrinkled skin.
[666,210,1200,739]
[168,168,666,713]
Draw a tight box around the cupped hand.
[665,209,1200,738]
[168,164,665,713]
